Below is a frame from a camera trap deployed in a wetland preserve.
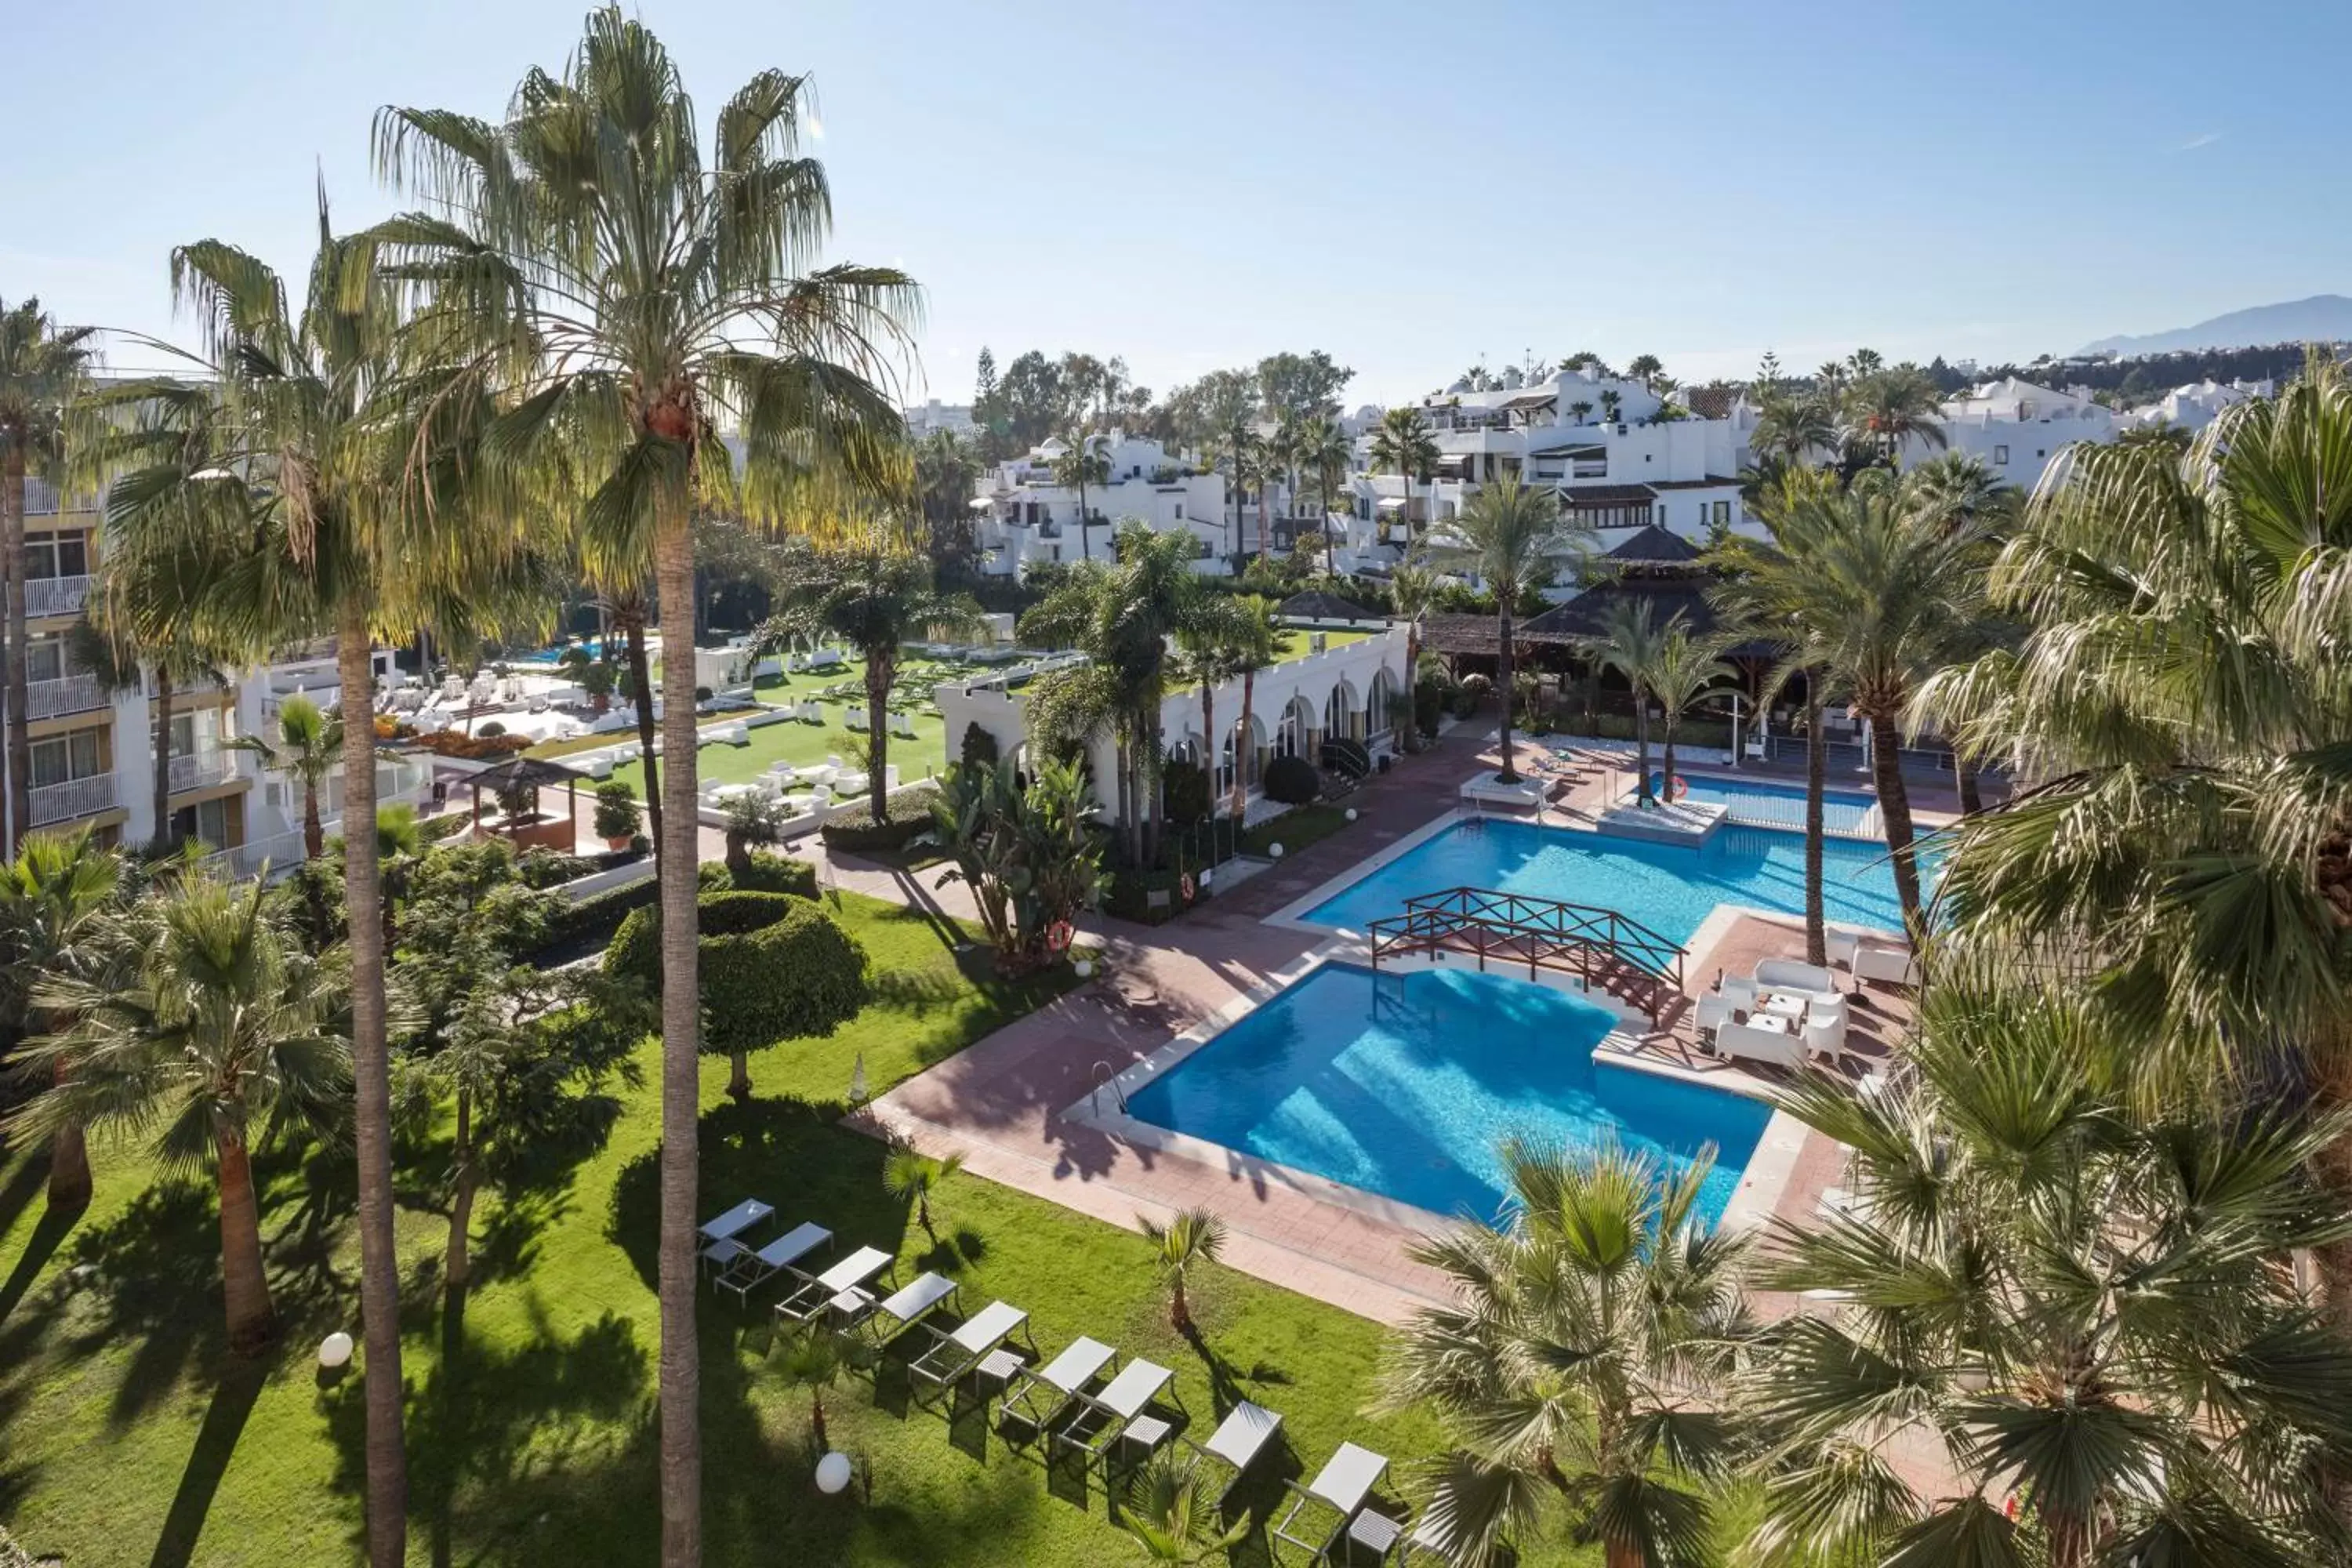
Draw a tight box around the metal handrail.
[1367,885,1689,1022]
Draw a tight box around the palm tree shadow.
[0,1149,52,1240]
[147,1358,268,1568]
[0,1200,79,1330]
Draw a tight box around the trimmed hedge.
[604,888,804,989]
[703,902,868,1054]
[818,780,942,854]
[535,873,660,954]
[698,851,818,898]
[1261,753,1321,806]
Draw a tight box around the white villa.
[904,398,978,437]
[935,617,1412,824]
[1923,376,2118,489]
[2122,377,2274,435]
[968,432,1240,579]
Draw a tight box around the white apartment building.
[904,398,977,437]
[968,432,1238,579]
[5,475,424,866]
[2122,377,2273,435]
[1924,376,2118,489]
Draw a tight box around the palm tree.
[1300,414,1352,576]
[375,20,920,1556]
[1748,392,1837,467]
[1376,1142,1750,1568]
[597,583,662,850]
[1644,619,1733,798]
[0,299,98,850]
[1120,1454,1250,1564]
[5,874,347,1353]
[1388,561,1439,687]
[1200,369,1257,561]
[762,533,980,818]
[1624,353,1664,391]
[775,1332,843,1454]
[1423,478,1582,785]
[1842,365,1947,467]
[881,1143,964,1246]
[1369,407,1439,545]
[1052,429,1112,561]
[914,426,978,561]
[1138,1206,1225,1334]
[1222,594,1283,820]
[1913,356,2352,1319]
[1566,398,1594,426]
[1748,978,2352,1567]
[1171,597,1253,822]
[1584,600,1671,807]
[232,694,342,861]
[0,824,121,1207]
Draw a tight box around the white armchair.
[1716,1018,1805,1070]
[1853,944,1922,988]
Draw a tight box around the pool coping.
[1059,941,1809,1240]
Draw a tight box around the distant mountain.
[2079,296,2352,357]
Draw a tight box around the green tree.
[0,299,98,849]
[374,17,920,1555]
[1748,978,2352,1567]
[1842,365,1947,468]
[760,532,980,818]
[1376,1142,1751,1568]
[0,824,122,1207]
[1221,595,1283,818]
[1369,406,1439,546]
[881,1142,965,1246]
[1624,353,1664,390]
[914,426,979,561]
[1298,413,1352,576]
[1051,428,1112,561]
[1138,1206,1224,1334]
[1120,1453,1250,1564]
[930,756,1108,970]
[1644,619,1733,797]
[1171,596,1254,822]
[1196,368,1259,561]
[230,693,343,860]
[1584,599,1672,807]
[1424,478,1584,783]
[5,874,348,1352]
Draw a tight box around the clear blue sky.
[2,1,2340,405]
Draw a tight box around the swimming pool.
[1301,816,1923,942]
[1643,770,1878,837]
[1121,964,1770,1226]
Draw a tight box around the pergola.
[465,755,593,844]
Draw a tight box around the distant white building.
[968,432,1237,579]
[904,399,977,437]
[1926,376,2118,489]
[2122,377,2273,435]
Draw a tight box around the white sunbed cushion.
[757,1221,830,1270]
[1037,1336,1116,1393]
[1203,1402,1282,1468]
[1310,1443,1388,1513]
[816,1245,893,1294]
[951,1301,1026,1353]
[878,1272,957,1323]
[1094,1359,1172,1420]
[699,1198,772,1241]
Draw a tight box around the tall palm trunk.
[1633,686,1653,806]
[3,445,28,848]
[1956,753,1984,815]
[340,620,407,1568]
[302,778,324,861]
[1256,481,1270,566]
[1799,684,1828,966]
[865,648,892,821]
[150,667,176,848]
[1494,598,1519,783]
[1867,712,1925,940]
[1661,720,1678,804]
[47,1054,90,1208]
[1231,670,1256,820]
[1229,433,1244,561]
[1199,677,1217,822]
[623,612,662,851]
[652,500,703,1568]
[217,1134,276,1355]
[445,1087,476,1292]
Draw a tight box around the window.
[24,529,89,580]
[2035,448,2045,459]
[1993,445,2009,465]
[1712,501,1731,526]
[1173,503,1183,520]
[30,728,104,788]
[24,631,67,684]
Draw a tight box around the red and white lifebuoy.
[1179,872,1196,903]
[1047,920,1075,953]
[1664,774,1691,803]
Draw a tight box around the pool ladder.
[1090,1060,1130,1116]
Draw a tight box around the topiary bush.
[818,781,942,854]
[1160,759,1212,825]
[1261,753,1321,806]
[604,887,804,990]
[960,721,1000,771]
[702,901,867,1059]
[697,851,818,898]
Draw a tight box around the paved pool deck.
[854,728,1952,1328]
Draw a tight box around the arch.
[1276,693,1318,760]
[1322,676,1363,742]
[1367,666,1399,739]
[1218,713,1267,800]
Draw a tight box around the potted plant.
[593,780,643,850]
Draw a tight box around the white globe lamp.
[1345,808,1358,822]
[1073,958,1095,979]
[318,1331,355,1370]
[815,1451,854,1494]
[1269,843,1285,859]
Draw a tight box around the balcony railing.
[26,673,106,720]
[167,748,241,795]
[28,774,118,827]
[26,575,92,619]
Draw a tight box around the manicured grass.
[2,888,1602,1566]
[1239,804,1353,859]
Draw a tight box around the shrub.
[695,684,714,702]
[515,847,593,889]
[1261,753,1321,806]
[535,872,660,956]
[818,781,942,854]
[960,721,1000,771]
[702,901,868,1055]
[699,851,818,898]
[593,780,642,842]
[604,887,805,990]
[1160,759,1212,826]
[477,720,507,738]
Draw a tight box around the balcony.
[26,575,91,619]
[29,774,118,827]
[168,748,242,795]
[27,673,107,720]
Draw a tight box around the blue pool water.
[1645,770,1877,836]
[1302,817,1924,942]
[1123,964,1771,1225]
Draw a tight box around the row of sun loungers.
[695,1196,1434,1556]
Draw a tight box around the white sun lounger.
[999,1334,1116,1440]
[839,1269,958,1342]
[1185,1400,1283,1504]
[775,1243,894,1325]
[1056,1357,1176,1467]
[696,1199,773,1276]
[1272,1442,1389,1561]
[713,1221,829,1302]
[907,1300,1030,1399]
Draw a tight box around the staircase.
[1319,736,1371,799]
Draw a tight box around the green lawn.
[1,887,1597,1566]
